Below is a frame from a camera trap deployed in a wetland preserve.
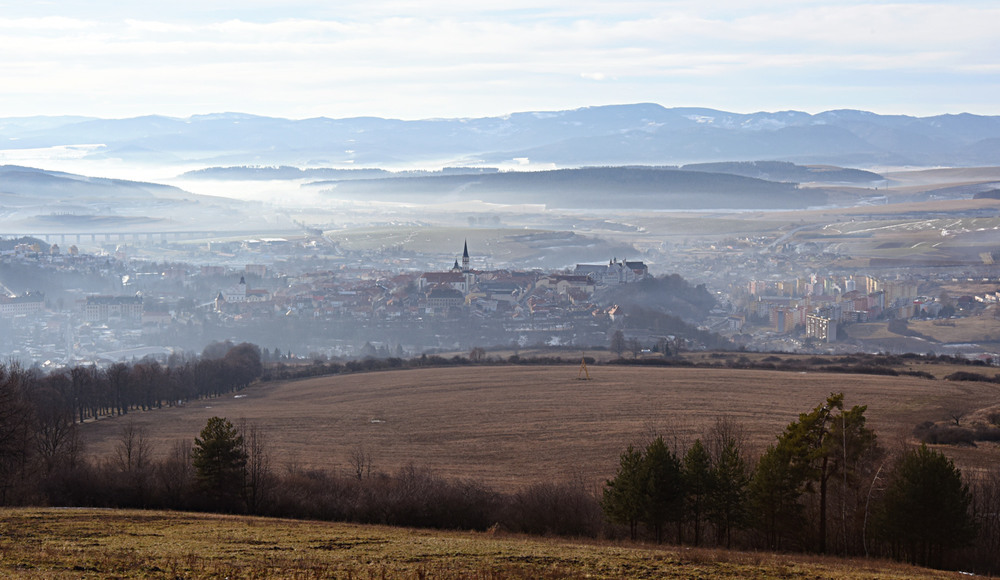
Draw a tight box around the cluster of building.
[0,292,45,318]
[209,242,649,324]
[743,274,938,342]
[3,228,995,364]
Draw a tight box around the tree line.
[602,393,995,572]
[0,341,262,503]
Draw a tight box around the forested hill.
[0,165,184,199]
[312,166,821,210]
[602,274,718,322]
[680,161,885,184]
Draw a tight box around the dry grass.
[77,365,1000,489]
[767,198,1000,221]
[908,313,1000,344]
[0,508,965,579]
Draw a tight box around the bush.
[945,371,999,384]
[819,365,899,376]
[974,425,1000,443]
[504,482,603,537]
[913,422,976,446]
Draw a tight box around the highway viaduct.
[0,229,308,245]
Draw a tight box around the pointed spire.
[463,240,469,259]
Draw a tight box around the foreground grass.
[0,508,964,579]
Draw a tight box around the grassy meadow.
[0,508,968,579]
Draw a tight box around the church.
[418,240,476,295]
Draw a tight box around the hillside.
[0,165,300,234]
[311,166,819,210]
[77,364,1000,490]
[680,161,884,184]
[0,508,957,579]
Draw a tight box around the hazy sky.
[2,0,998,120]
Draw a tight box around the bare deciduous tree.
[948,408,968,427]
[628,338,642,359]
[114,418,152,474]
[610,330,626,357]
[239,419,272,514]
[349,445,373,480]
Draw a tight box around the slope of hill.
[0,164,180,199]
[77,365,1000,490]
[0,165,296,234]
[4,104,1000,168]
[0,508,954,580]
[311,166,820,209]
[680,161,884,184]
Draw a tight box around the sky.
[1,0,999,120]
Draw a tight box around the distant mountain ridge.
[2,105,1000,168]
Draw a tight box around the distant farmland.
[78,365,1000,490]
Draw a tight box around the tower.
[462,240,470,273]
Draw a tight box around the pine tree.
[192,416,247,512]
[876,444,976,568]
[642,436,685,544]
[750,441,803,550]
[601,445,644,539]
[770,393,877,553]
[708,437,750,548]
[683,439,714,546]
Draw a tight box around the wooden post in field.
[578,352,591,380]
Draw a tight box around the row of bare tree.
[0,342,262,504]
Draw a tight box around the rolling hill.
[77,364,1000,491]
[309,166,820,209]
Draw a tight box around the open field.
[0,508,968,579]
[78,365,1000,489]
[838,312,1000,352]
[884,166,1000,187]
[909,314,1000,344]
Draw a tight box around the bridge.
[0,229,310,245]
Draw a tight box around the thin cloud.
[0,2,998,118]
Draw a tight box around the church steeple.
[462,240,470,272]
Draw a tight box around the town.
[1,227,998,369]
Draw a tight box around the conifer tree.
[876,444,976,567]
[683,439,714,546]
[601,445,644,539]
[192,416,247,511]
[642,436,685,544]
